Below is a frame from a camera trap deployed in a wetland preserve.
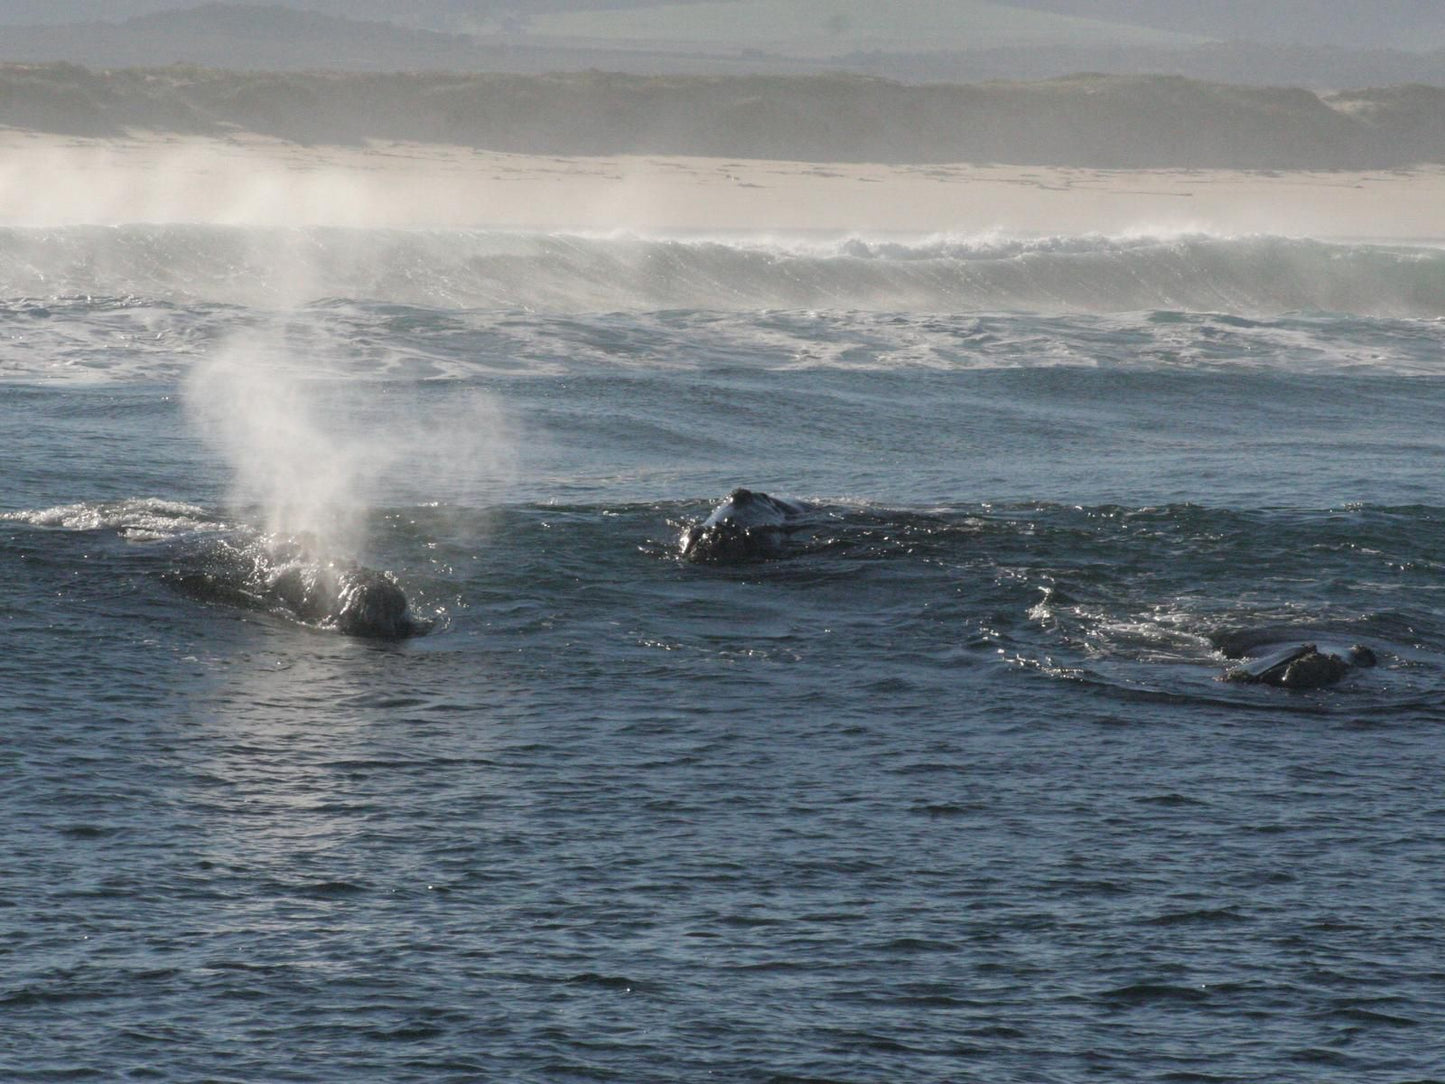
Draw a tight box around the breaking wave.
[1,226,1442,316]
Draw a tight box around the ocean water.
[4,226,1445,1083]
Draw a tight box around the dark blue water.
[4,230,1445,1082]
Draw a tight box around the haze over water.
[5,17,1445,1080]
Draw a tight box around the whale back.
[333,568,414,640]
[173,538,418,639]
[1216,629,1376,689]
[681,488,809,563]
[703,488,804,528]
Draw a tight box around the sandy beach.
[3,129,1445,239]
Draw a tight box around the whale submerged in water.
[172,538,418,640]
[1214,628,1377,690]
[680,488,811,563]
[266,561,415,640]
[6,498,419,640]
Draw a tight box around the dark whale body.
[680,488,810,563]
[269,562,416,640]
[172,539,418,640]
[1214,628,1376,690]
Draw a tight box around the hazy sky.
[0,0,1441,51]
[1013,0,1445,49]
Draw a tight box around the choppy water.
[4,228,1445,1082]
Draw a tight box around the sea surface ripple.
[4,229,1445,1082]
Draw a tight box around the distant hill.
[0,0,691,27]
[520,0,1205,57]
[1009,0,1445,51]
[0,3,1442,89]
[844,42,1445,91]
[4,63,1445,171]
[4,0,1442,52]
[0,4,488,71]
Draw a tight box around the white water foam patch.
[468,308,1445,377]
[8,299,1442,387]
[0,297,218,385]
[4,498,217,540]
[3,226,1445,315]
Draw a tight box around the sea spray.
[185,325,382,558]
[184,320,519,561]
[4,227,1445,315]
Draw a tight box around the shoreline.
[4,130,1445,239]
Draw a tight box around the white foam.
[5,497,217,539]
[0,226,1441,317]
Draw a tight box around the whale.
[1214,628,1376,690]
[171,538,418,640]
[680,488,810,563]
[268,562,416,640]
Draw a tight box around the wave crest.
[0,226,1442,316]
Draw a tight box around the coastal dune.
[3,65,1445,238]
[3,129,1444,239]
[6,65,1445,171]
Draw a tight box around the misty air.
[4,2,1445,1081]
